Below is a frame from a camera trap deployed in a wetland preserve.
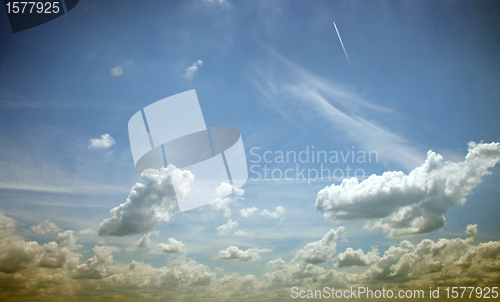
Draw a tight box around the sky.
[0,0,500,301]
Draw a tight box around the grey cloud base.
[316,142,500,237]
[0,210,499,301]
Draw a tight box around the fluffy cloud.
[362,224,486,283]
[239,207,258,218]
[30,219,62,235]
[0,212,80,275]
[336,246,380,267]
[216,246,272,262]
[217,219,238,236]
[260,206,285,221]
[156,238,185,255]
[263,224,500,292]
[293,227,344,264]
[0,208,499,301]
[210,183,244,217]
[184,60,203,78]
[262,227,346,284]
[316,142,500,237]
[98,166,191,236]
[266,258,285,270]
[88,133,115,149]
[73,245,118,279]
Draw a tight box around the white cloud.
[239,207,258,218]
[217,219,238,236]
[98,166,191,236]
[0,212,80,274]
[234,230,253,237]
[260,206,285,221]
[184,59,203,79]
[30,219,62,235]
[293,227,344,264]
[88,133,115,149]
[266,258,285,270]
[210,183,245,217]
[336,246,380,267]
[216,246,272,262]
[316,142,500,237]
[156,237,185,255]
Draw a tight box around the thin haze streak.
[333,21,351,69]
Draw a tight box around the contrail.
[333,21,351,69]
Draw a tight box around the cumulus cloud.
[0,208,499,301]
[38,230,80,269]
[88,134,115,149]
[362,224,486,283]
[263,224,500,292]
[293,227,344,264]
[216,246,272,262]
[30,219,62,235]
[336,246,380,267]
[217,219,238,236]
[266,258,285,270]
[210,183,245,217]
[156,238,185,255]
[0,212,80,275]
[316,142,500,237]
[260,206,285,222]
[98,166,191,236]
[184,60,203,78]
[73,245,118,279]
[239,207,258,218]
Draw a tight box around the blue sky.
[1,1,500,301]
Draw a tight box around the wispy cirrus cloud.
[250,51,424,170]
[184,60,203,79]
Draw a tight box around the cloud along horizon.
[0,209,499,300]
[316,141,500,237]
